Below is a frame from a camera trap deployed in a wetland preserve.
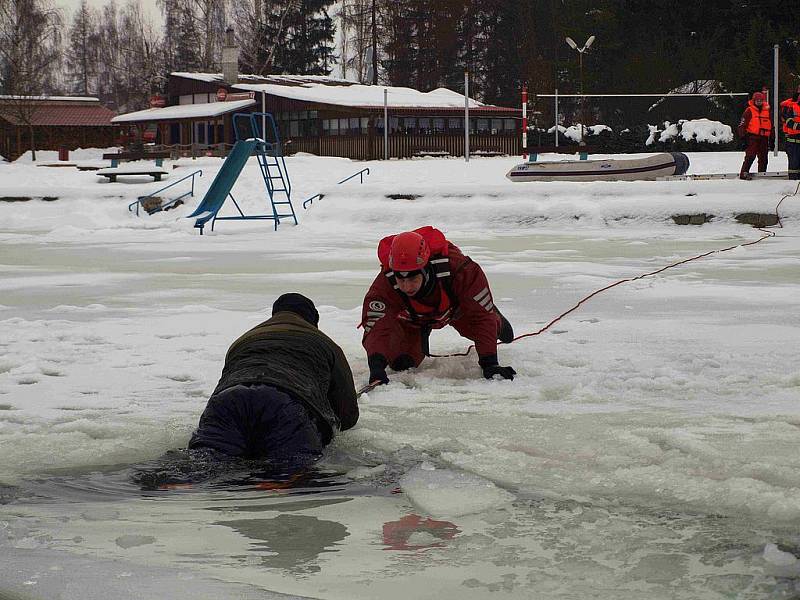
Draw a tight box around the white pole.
[774,44,779,156]
[261,92,267,142]
[464,70,470,163]
[383,88,388,160]
[554,87,559,147]
[522,84,527,160]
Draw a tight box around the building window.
[477,119,490,133]
[361,117,369,133]
[504,119,517,131]
[433,118,445,133]
[419,118,431,133]
[289,121,299,137]
[448,118,463,130]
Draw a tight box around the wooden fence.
[285,133,520,160]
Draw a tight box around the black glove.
[478,354,516,381]
[368,354,390,385]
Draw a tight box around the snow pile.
[647,119,733,145]
[548,124,612,143]
[399,463,515,517]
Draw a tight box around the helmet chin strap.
[413,265,436,298]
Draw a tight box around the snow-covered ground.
[1,149,799,599]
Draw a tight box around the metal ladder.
[233,112,298,230]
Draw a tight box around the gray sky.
[55,0,163,25]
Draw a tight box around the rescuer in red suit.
[361,226,516,385]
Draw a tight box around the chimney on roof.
[222,27,240,86]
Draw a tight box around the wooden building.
[0,96,116,161]
[112,72,521,160]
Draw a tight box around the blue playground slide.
[186,139,257,232]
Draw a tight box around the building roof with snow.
[111,98,256,123]
[0,96,115,127]
[171,72,517,113]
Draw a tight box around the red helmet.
[389,231,430,272]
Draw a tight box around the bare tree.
[0,0,63,160]
[161,0,227,73]
[93,1,164,113]
[231,0,296,76]
[338,0,372,82]
[193,0,227,71]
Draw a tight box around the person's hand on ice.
[479,354,516,381]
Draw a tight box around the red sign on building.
[216,87,228,102]
[149,94,166,108]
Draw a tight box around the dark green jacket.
[213,312,358,441]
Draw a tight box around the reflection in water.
[131,448,323,491]
[218,514,349,573]
[130,448,353,496]
[382,514,460,551]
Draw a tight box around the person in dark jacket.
[189,293,358,462]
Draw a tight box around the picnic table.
[102,150,172,167]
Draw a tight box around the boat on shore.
[506,151,689,182]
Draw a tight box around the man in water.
[361,226,516,386]
[189,293,358,464]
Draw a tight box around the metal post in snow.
[384,88,388,160]
[522,84,528,159]
[554,88,559,147]
[465,70,470,163]
[261,92,267,143]
[774,44,779,156]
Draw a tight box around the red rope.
[428,183,798,359]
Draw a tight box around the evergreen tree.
[272,0,337,75]
[65,0,100,95]
[173,2,203,71]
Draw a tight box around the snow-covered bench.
[96,166,169,182]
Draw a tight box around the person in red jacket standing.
[780,85,800,180]
[738,91,772,180]
[361,226,516,385]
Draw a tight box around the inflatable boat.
[506,152,689,182]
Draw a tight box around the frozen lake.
[1,151,799,598]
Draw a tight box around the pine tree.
[65,0,99,95]
[173,2,203,72]
[271,0,337,75]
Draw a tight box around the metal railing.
[304,167,371,209]
[128,169,202,216]
[336,167,370,185]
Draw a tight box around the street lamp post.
[565,35,595,145]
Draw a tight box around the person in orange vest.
[737,91,772,180]
[780,85,800,180]
[361,226,516,385]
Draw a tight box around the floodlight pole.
[554,87,559,147]
[565,35,594,146]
